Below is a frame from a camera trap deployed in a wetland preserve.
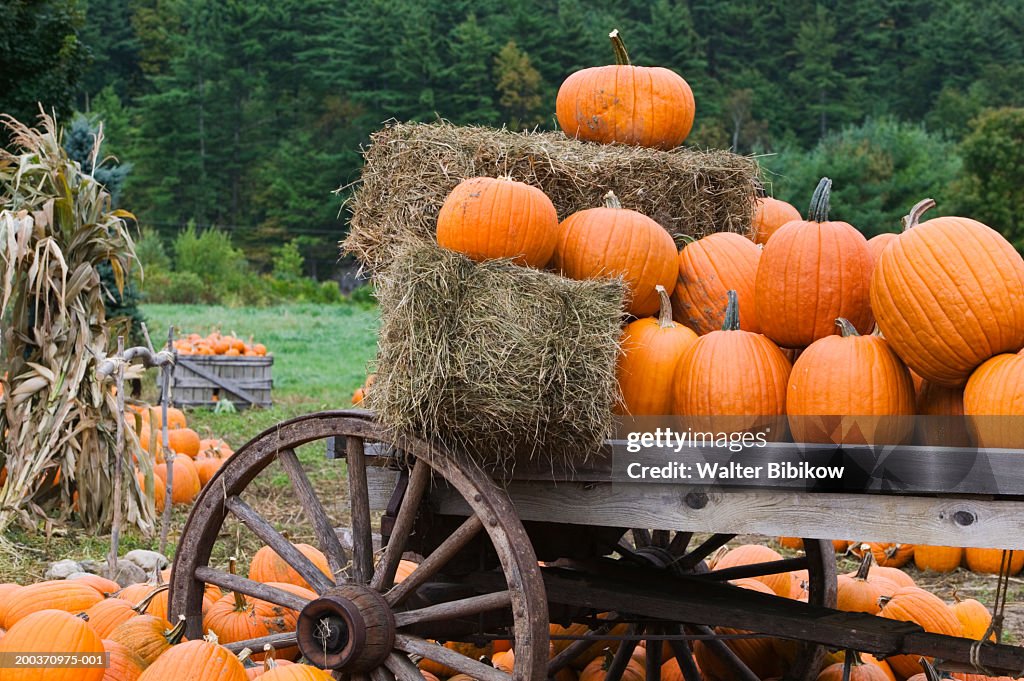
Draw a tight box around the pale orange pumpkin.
[556,30,694,150]
[553,191,678,317]
[436,177,559,268]
[752,196,801,245]
[617,285,698,415]
[871,199,1024,387]
[672,231,761,335]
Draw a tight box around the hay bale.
[344,121,758,273]
[370,238,626,466]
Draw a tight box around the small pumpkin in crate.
[673,231,762,335]
[556,30,694,149]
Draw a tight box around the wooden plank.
[175,356,266,406]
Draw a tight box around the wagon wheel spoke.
[687,624,760,681]
[394,633,511,681]
[369,668,395,681]
[651,530,670,550]
[699,556,809,582]
[666,626,702,681]
[631,528,651,548]
[547,617,620,675]
[385,514,484,606]
[371,459,430,592]
[385,652,425,681]
[224,495,335,593]
[644,625,663,681]
[676,533,735,570]
[221,631,298,654]
[597,624,639,681]
[347,436,375,584]
[667,531,693,556]
[279,447,349,578]
[393,590,513,627]
[194,565,312,611]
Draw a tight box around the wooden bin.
[170,354,273,408]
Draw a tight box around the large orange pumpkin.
[755,178,873,348]
[0,609,106,681]
[248,544,332,589]
[964,548,1024,575]
[137,637,248,681]
[436,177,559,268]
[866,232,898,272]
[672,231,761,335]
[672,291,791,436]
[203,582,311,662]
[913,545,963,573]
[103,638,147,681]
[788,318,915,445]
[617,285,698,415]
[68,573,121,597]
[816,655,892,681]
[154,456,201,505]
[553,191,678,317]
[2,579,103,628]
[878,586,963,678]
[871,199,1024,387]
[752,196,801,245]
[108,615,187,667]
[713,545,791,597]
[86,587,170,638]
[964,349,1024,448]
[259,664,334,680]
[916,379,969,447]
[951,597,996,642]
[556,30,694,150]
[836,555,888,615]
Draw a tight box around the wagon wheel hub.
[297,584,395,672]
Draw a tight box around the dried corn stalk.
[0,110,154,538]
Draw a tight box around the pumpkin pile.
[173,331,269,357]
[782,539,1024,578]
[126,404,235,507]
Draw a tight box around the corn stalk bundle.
[0,111,154,538]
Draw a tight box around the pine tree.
[442,13,500,125]
[788,5,845,142]
[493,41,547,130]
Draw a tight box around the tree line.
[3,0,1023,277]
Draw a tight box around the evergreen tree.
[494,41,546,131]
[442,13,500,125]
[788,5,845,142]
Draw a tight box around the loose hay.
[370,238,626,467]
[344,121,758,273]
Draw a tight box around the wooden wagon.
[168,409,1024,680]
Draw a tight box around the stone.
[44,559,83,580]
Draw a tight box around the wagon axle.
[296,584,396,672]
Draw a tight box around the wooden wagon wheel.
[547,530,836,681]
[168,410,548,681]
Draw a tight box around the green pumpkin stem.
[835,318,860,338]
[167,615,187,645]
[655,285,674,329]
[855,550,873,580]
[808,177,833,222]
[901,198,936,231]
[603,190,622,209]
[722,290,740,331]
[609,29,631,66]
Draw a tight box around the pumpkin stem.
[855,550,873,580]
[807,177,832,222]
[835,318,860,338]
[263,643,277,670]
[603,190,622,209]
[134,584,170,614]
[167,615,187,645]
[608,29,631,66]
[228,556,247,612]
[722,290,740,331]
[655,285,674,329]
[901,198,936,231]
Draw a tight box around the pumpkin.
[816,654,892,681]
[787,318,915,445]
[694,579,783,680]
[916,379,969,447]
[864,565,915,590]
[579,650,645,681]
[2,579,103,628]
[752,196,801,245]
[492,649,515,673]
[617,285,699,415]
[849,542,915,569]
[672,290,792,436]
[964,349,1024,448]
[103,638,147,681]
[756,178,873,348]
[913,545,963,574]
[556,30,694,149]
[167,427,201,457]
[871,198,1024,387]
[550,613,628,670]
[259,664,334,680]
[153,456,202,505]
[244,644,296,678]
[951,597,995,641]
[418,640,494,677]
[436,177,559,268]
[866,232,898,271]
[672,231,761,335]
[878,586,962,678]
[68,573,122,596]
[714,544,791,597]
[137,637,247,681]
[146,406,188,431]
[248,544,332,589]
[0,609,106,681]
[87,586,169,638]
[860,654,897,681]
[836,554,889,615]
[108,615,187,667]
[833,539,852,553]
[553,191,677,317]
[0,583,21,627]
[964,548,1024,575]
[136,468,165,510]
[661,657,687,681]
[777,537,803,550]
[193,454,223,486]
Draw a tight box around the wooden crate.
[169,354,273,408]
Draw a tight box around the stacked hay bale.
[343,121,759,466]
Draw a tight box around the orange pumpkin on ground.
[579,650,645,681]
[102,638,147,681]
[87,586,169,637]
[755,178,874,348]
[2,579,103,628]
[714,544,791,597]
[752,196,801,245]
[865,565,916,589]
[154,456,201,505]
[193,454,223,486]
[137,637,248,680]
[964,548,1024,575]
[418,640,494,677]
[203,581,313,662]
[0,609,106,681]
[694,579,784,680]
[617,285,698,415]
[951,597,996,641]
[913,545,963,573]
[850,542,915,569]
[816,654,892,681]
[68,573,121,596]
[788,318,915,445]
[550,613,628,670]
[878,586,963,678]
[871,198,1024,387]
[964,349,1024,449]
[108,615,187,667]
[248,544,332,589]
[167,427,201,457]
[672,290,791,437]
[556,30,694,150]
[436,177,559,269]
[673,231,762,335]
[553,191,678,317]
[836,554,890,615]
